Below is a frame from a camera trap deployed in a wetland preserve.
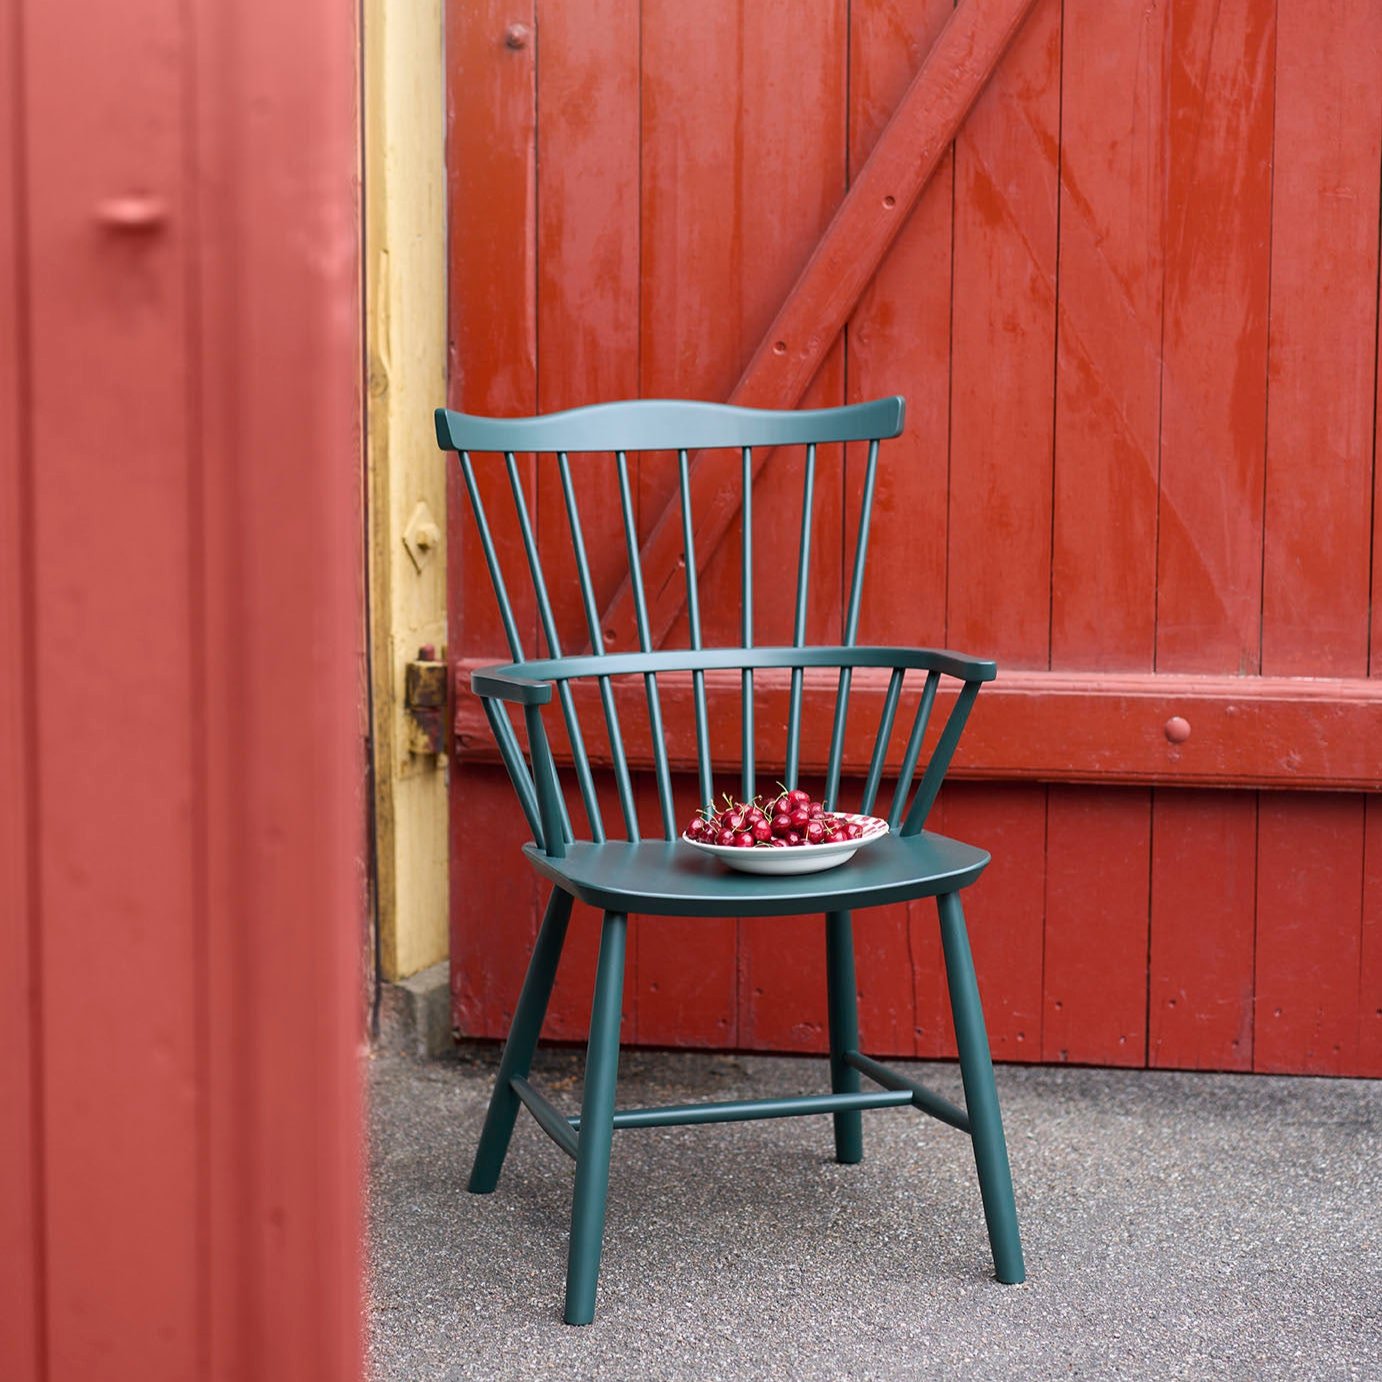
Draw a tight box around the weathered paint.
[365,0,451,980]
[447,0,1382,1077]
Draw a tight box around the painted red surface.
[447,0,1382,1077]
[1,1,364,1377]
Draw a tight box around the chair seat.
[522,829,989,919]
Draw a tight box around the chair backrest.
[436,397,993,854]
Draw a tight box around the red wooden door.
[446,0,1382,1077]
[1,1,364,1376]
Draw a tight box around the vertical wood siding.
[1,0,365,1375]
[447,0,1382,1077]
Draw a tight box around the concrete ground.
[368,1044,1380,1381]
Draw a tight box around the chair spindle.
[482,698,545,846]
[458,451,526,662]
[616,450,676,838]
[784,443,817,789]
[860,667,904,816]
[824,439,881,811]
[889,670,940,828]
[901,679,981,836]
[504,453,605,842]
[741,445,754,802]
[678,448,713,808]
[524,702,567,859]
[557,452,639,840]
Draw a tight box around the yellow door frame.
[363,0,448,980]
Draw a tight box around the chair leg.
[937,891,1026,1284]
[824,910,863,1164]
[564,910,627,1326]
[468,887,574,1194]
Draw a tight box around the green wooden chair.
[435,396,1024,1325]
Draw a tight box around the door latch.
[404,645,448,756]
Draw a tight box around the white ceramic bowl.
[681,812,889,875]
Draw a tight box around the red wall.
[446,0,1382,1078]
[1,1,364,1378]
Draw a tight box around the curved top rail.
[471,644,997,704]
[435,396,905,454]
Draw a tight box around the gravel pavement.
[368,1044,1380,1381]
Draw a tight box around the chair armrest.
[470,663,554,706]
[903,649,997,683]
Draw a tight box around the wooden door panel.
[846,0,953,651]
[1051,0,1164,672]
[447,0,1382,1078]
[1042,788,1152,1067]
[1261,2,1382,678]
[1254,796,1368,1075]
[1148,790,1257,1072]
[1156,0,1274,674]
[947,0,1059,669]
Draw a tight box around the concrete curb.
[376,959,452,1059]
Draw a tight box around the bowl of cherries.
[681,788,888,876]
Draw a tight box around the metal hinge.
[404,645,448,756]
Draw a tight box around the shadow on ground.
[368,1044,1380,1381]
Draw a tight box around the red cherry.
[770,838,788,848]
[717,828,735,846]
[751,820,772,842]
[725,810,746,832]
[805,820,825,844]
[809,802,824,818]
[733,831,755,848]
[789,805,810,828]
[771,812,793,837]
[686,817,707,839]
[845,822,863,840]
[787,788,811,807]
[786,831,802,846]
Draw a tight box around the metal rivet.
[772,340,787,355]
[882,195,896,209]
[1164,716,1191,744]
[504,22,530,48]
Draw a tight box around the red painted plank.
[1261,2,1382,677]
[605,0,1041,652]
[529,0,642,1044]
[701,0,847,652]
[451,766,542,1040]
[447,0,538,660]
[1375,210,1382,680]
[699,2,850,1051]
[1361,797,1382,1077]
[632,0,746,1045]
[22,0,200,1371]
[456,662,1382,793]
[447,0,543,1052]
[845,0,950,1065]
[951,785,1047,1062]
[1354,796,1376,1072]
[535,0,640,656]
[1156,0,1275,672]
[1051,0,1165,671]
[1043,787,1151,1067]
[1148,790,1256,1071]
[1254,795,1366,1075]
[0,0,40,1366]
[847,0,953,648]
[947,0,1060,667]
[192,0,365,1373]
